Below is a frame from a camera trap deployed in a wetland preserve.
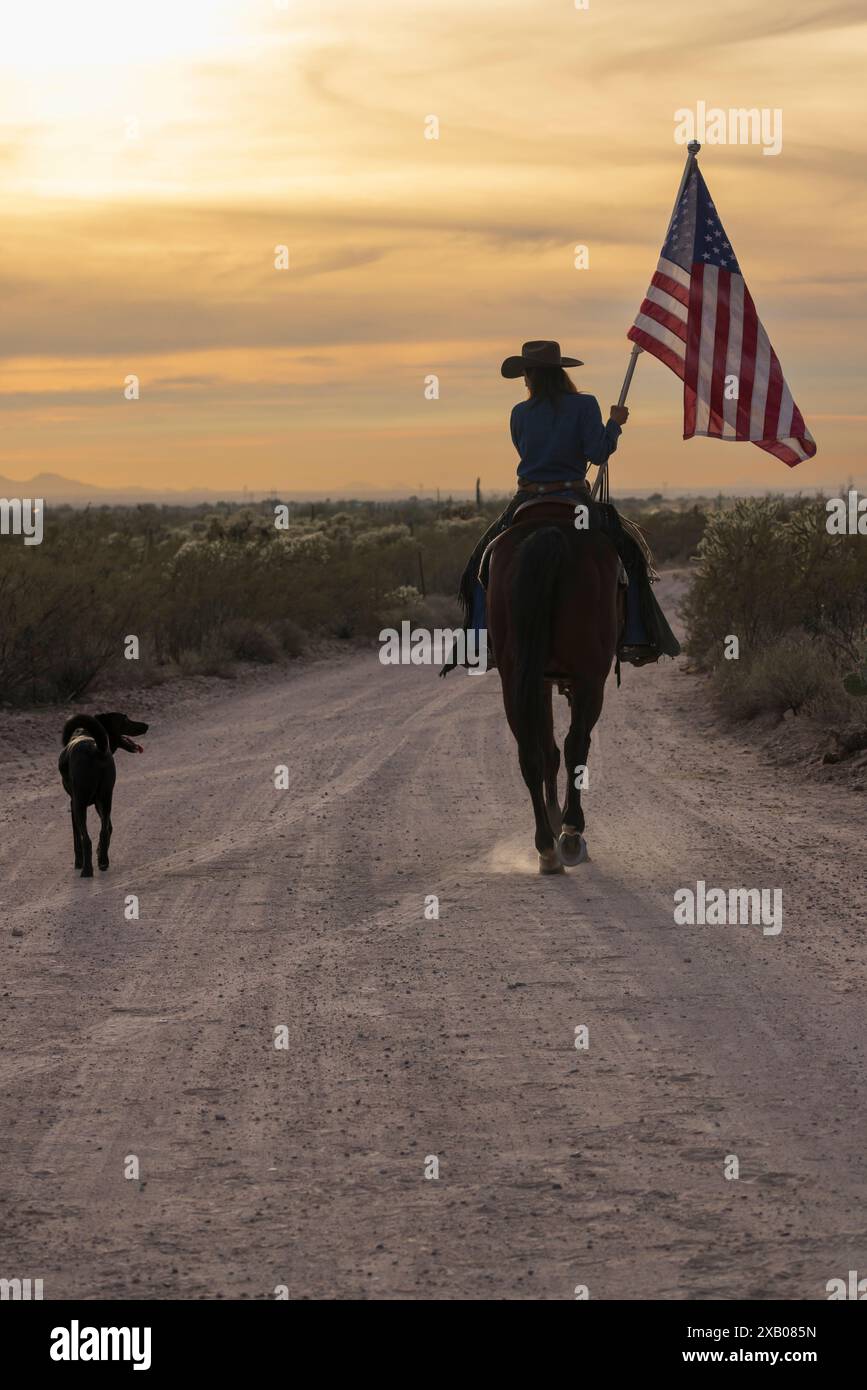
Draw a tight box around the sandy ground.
[1,571,865,1301]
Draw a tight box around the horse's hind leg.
[517,734,564,875]
[560,688,602,865]
[541,683,562,835]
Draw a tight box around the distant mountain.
[0,471,838,506]
[4,471,102,498]
[0,472,334,505]
[0,472,490,505]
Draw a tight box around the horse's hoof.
[98,862,109,872]
[538,848,565,875]
[558,830,588,867]
[81,867,94,878]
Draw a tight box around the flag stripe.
[683,261,705,437]
[695,264,719,436]
[749,326,771,441]
[736,287,758,439]
[645,282,688,323]
[637,294,688,341]
[629,314,687,361]
[627,324,686,380]
[658,256,691,289]
[762,350,785,444]
[708,271,730,437]
[651,269,690,308]
[777,382,794,441]
[722,277,744,438]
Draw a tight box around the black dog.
[59,713,149,877]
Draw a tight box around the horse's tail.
[512,527,567,753]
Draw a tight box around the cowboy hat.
[500,340,583,378]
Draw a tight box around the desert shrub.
[0,520,133,702]
[715,635,836,720]
[375,585,433,631]
[842,643,867,698]
[0,496,497,701]
[682,498,792,666]
[269,618,306,657]
[684,497,867,726]
[220,619,282,664]
[683,497,867,671]
[177,638,235,679]
[621,505,707,564]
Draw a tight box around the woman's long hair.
[525,363,578,407]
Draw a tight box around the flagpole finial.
[687,140,701,155]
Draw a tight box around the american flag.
[628,161,816,467]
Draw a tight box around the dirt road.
[1,574,865,1300]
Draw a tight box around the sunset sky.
[1,0,865,496]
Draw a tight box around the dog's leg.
[73,797,93,878]
[71,804,83,870]
[96,793,113,871]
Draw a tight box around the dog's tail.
[61,714,107,753]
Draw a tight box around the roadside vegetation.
[5,490,861,734]
[0,494,707,704]
[681,496,867,741]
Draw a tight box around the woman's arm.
[582,396,628,467]
[510,404,521,454]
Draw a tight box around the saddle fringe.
[616,513,659,582]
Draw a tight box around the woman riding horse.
[448,341,679,872]
[443,339,679,671]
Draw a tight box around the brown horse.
[486,503,621,873]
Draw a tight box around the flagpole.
[592,140,701,501]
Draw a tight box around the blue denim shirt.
[511,393,621,483]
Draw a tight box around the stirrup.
[618,643,660,667]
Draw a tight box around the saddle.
[512,497,585,523]
[479,497,625,590]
